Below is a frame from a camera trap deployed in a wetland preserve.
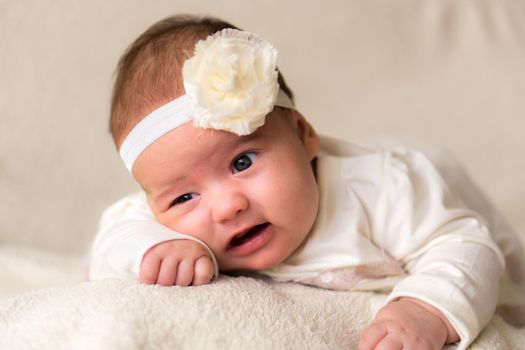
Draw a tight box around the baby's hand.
[358,297,459,350]
[140,239,215,286]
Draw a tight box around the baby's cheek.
[281,173,318,228]
[155,212,176,230]
[159,211,207,238]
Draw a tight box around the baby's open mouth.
[228,223,270,249]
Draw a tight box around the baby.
[90,15,525,350]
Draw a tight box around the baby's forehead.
[168,122,266,157]
[134,108,291,173]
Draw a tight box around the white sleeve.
[372,148,505,350]
[88,192,219,281]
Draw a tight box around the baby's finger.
[140,253,162,284]
[156,256,179,286]
[374,335,403,350]
[357,323,387,350]
[175,258,194,286]
[192,255,215,286]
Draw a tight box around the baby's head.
[111,15,321,272]
[110,15,294,147]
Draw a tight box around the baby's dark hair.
[110,14,295,147]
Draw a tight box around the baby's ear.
[289,109,320,160]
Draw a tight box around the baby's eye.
[172,193,196,206]
[232,152,257,173]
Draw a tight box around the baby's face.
[133,109,320,272]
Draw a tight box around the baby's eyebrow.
[233,129,263,145]
[150,176,187,206]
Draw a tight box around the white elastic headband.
[119,89,294,172]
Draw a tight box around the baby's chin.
[219,251,292,273]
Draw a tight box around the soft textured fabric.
[89,137,525,349]
[1,245,524,350]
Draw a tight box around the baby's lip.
[228,223,266,244]
[227,222,271,252]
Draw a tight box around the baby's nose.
[211,190,249,223]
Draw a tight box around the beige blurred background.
[1,0,524,254]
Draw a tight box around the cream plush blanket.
[0,246,523,350]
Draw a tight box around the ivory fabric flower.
[182,29,280,135]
